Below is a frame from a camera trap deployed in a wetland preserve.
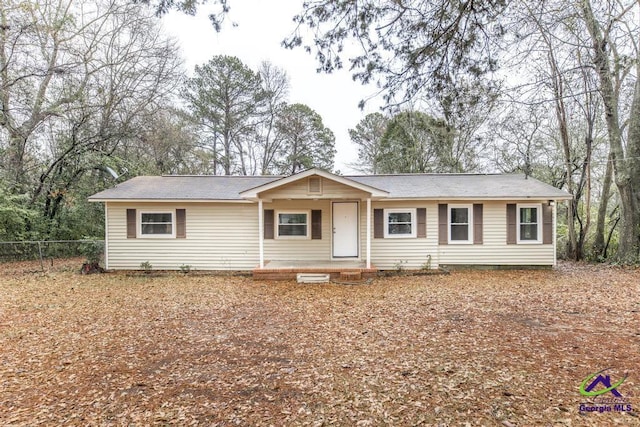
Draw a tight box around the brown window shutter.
[176,209,186,238]
[417,208,427,238]
[438,204,448,245]
[542,202,553,244]
[373,209,384,238]
[126,209,136,239]
[311,210,322,239]
[473,204,483,244]
[506,204,517,244]
[264,209,274,239]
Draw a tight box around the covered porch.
[252,259,379,281]
[240,168,390,279]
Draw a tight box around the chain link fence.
[0,240,105,271]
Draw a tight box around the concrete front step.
[253,267,377,281]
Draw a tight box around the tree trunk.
[575,136,593,261]
[212,131,219,174]
[6,133,28,190]
[623,75,640,258]
[581,0,640,261]
[593,151,613,259]
[547,45,577,259]
[223,130,231,175]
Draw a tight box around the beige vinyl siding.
[260,178,369,200]
[105,198,556,271]
[106,202,259,270]
[369,201,439,269]
[437,200,555,266]
[263,200,333,261]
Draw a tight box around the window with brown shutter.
[264,209,274,239]
[438,204,448,245]
[417,208,427,238]
[542,202,553,244]
[373,209,384,238]
[176,209,186,238]
[473,204,483,244]
[126,209,136,239]
[448,204,473,243]
[506,204,517,244]
[311,210,322,239]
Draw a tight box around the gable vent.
[308,176,322,194]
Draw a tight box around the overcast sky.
[161,1,383,174]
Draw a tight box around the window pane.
[388,212,412,223]
[520,207,537,224]
[141,213,173,235]
[389,223,412,235]
[141,223,172,235]
[520,224,538,240]
[142,213,172,223]
[279,224,307,236]
[279,213,307,224]
[451,224,469,241]
[451,208,469,224]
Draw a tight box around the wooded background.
[1,0,639,263]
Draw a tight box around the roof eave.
[89,198,253,203]
[375,195,573,201]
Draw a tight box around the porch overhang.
[239,167,389,201]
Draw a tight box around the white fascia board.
[88,199,254,203]
[372,196,573,202]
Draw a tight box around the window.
[517,204,541,243]
[140,212,174,237]
[449,204,473,243]
[384,208,417,238]
[277,212,309,238]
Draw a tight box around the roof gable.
[239,168,389,200]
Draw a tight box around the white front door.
[332,202,359,258]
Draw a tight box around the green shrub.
[79,237,104,265]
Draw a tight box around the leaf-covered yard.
[0,261,639,426]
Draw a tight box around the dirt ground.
[0,259,639,426]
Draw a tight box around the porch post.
[553,200,557,267]
[258,199,264,268]
[366,197,371,269]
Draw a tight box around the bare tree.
[348,112,389,174]
[255,61,289,175]
[580,0,640,261]
[0,0,181,227]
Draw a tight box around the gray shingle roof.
[89,175,282,201]
[89,173,571,201]
[347,174,571,199]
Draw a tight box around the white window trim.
[138,210,176,238]
[448,204,473,244]
[517,203,542,244]
[383,208,417,238]
[276,210,311,239]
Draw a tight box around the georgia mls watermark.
[578,368,633,413]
